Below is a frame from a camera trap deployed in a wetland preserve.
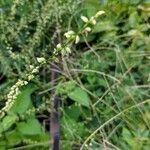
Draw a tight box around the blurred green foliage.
[0,0,150,149]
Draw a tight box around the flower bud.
[75,35,80,44]
[95,10,105,18]
[90,17,96,25]
[64,30,75,38]
[56,43,62,49]
[85,27,91,32]
[81,16,89,23]
[37,57,46,64]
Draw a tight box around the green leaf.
[122,128,133,146]
[93,21,118,33]
[57,81,76,94]
[23,133,49,142]
[68,87,90,107]
[129,11,139,28]
[6,130,22,147]
[10,84,37,114]
[61,116,88,140]
[0,114,18,133]
[65,105,81,121]
[17,118,43,135]
[87,75,96,84]
[84,0,101,17]
[0,141,6,150]
[79,35,95,43]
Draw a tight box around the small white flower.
[29,65,34,70]
[85,27,91,32]
[13,95,17,99]
[9,90,14,95]
[95,10,105,18]
[81,16,89,23]
[56,43,62,49]
[64,30,75,38]
[53,48,58,54]
[32,68,39,73]
[23,81,28,85]
[16,80,24,86]
[61,47,71,56]
[11,86,15,91]
[75,35,80,44]
[28,75,34,81]
[90,17,96,25]
[17,91,21,95]
[37,57,46,64]
[85,144,88,147]
[65,47,71,53]
[7,95,12,99]
[89,143,93,146]
[15,87,19,93]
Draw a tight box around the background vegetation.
[0,0,150,149]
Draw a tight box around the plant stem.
[50,63,60,150]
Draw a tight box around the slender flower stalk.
[0,57,46,118]
[52,10,105,59]
[0,9,105,120]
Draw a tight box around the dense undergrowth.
[0,0,150,149]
